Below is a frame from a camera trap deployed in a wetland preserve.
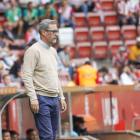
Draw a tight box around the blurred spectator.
[40,3,57,20]
[120,65,140,87]
[0,35,14,67]
[87,0,104,23]
[24,25,36,44]
[0,74,12,87]
[10,131,18,140]
[2,129,11,140]
[68,0,88,15]
[10,55,23,82]
[61,120,78,137]
[58,0,75,29]
[6,0,23,36]
[67,72,76,86]
[112,46,129,70]
[24,2,38,31]
[3,22,15,41]
[32,24,40,41]
[99,67,118,85]
[58,46,73,79]
[75,58,99,87]
[0,62,5,83]
[2,26,24,49]
[129,37,140,64]
[118,0,137,25]
[73,117,88,136]
[24,129,36,140]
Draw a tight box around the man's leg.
[59,15,65,27]
[18,20,23,35]
[33,95,54,140]
[79,3,88,15]
[64,19,75,29]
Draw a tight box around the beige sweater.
[22,42,64,101]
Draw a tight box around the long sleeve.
[22,50,38,101]
[58,78,64,98]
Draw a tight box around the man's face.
[64,47,70,54]
[44,24,58,44]
[11,134,18,140]
[63,0,68,6]
[7,22,13,31]
[4,76,11,86]
[3,132,11,140]
[62,122,70,132]
[27,131,36,140]
[10,0,16,7]
[28,3,33,10]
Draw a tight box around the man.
[2,129,11,140]
[58,46,73,79]
[118,0,136,25]
[68,0,88,15]
[23,2,38,31]
[0,74,12,87]
[10,131,18,140]
[58,0,75,29]
[113,46,129,70]
[40,3,57,21]
[75,58,99,87]
[6,0,23,36]
[24,129,36,140]
[73,117,88,136]
[129,37,140,63]
[22,19,67,140]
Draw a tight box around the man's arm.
[22,50,38,101]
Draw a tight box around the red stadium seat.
[76,42,91,58]
[87,12,101,27]
[75,27,89,43]
[104,11,117,26]
[100,0,114,11]
[58,71,71,86]
[137,25,140,36]
[75,13,86,27]
[124,40,136,53]
[121,25,136,41]
[92,41,108,59]
[106,25,121,42]
[90,27,105,42]
[109,40,123,57]
[69,44,76,59]
[0,16,5,27]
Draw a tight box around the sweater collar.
[38,39,50,48]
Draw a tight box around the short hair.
[27,2,32,7]
[100,67,108,73]
[2,129,10,136]
[3,74,11,80]
[26,129,35,135]
[10,130,17,136]
[38,19,57,34]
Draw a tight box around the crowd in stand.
[0,0,139,88]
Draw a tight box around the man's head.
[2,130,11,140]
[119,46,126,56]
[10,131,18,140]
[74,117,85,129]
[38,19,58,45]
[28,2,33,11]
[45,3,50,9]
[61,120,70,132]
[124,0,128,3]
[62,0,68,7]
[3,74,11,86]
[26,129,36,140]
[100,67,108,76]
[85,58,91,65]
[5,22,13,31]
[63,46,70,54]
[136,37,140,49]
[10,0,17,7]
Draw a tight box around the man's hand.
[30,99,39,114]
[60,99,67,113]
